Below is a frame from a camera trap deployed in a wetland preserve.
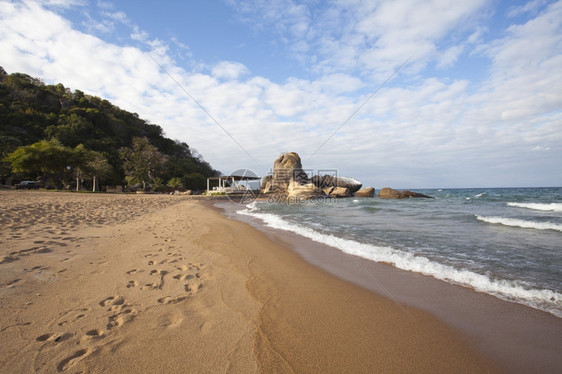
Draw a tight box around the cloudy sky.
[1,0,561,188]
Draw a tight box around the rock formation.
[322,186,352,198]
[354,187,375,197]
[378,187,433,199]
[287,180,323,199]
[261,152,374,199]
[311,175,362,193]
[261,152,309,194]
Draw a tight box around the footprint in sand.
[172,274,188,281]
[185,283,203,293]
[157,296,188,305]
[126,269,139,275]
[141,283,158,290]
[29,265,50,273]
[36,333,54,342]
[1,278,22,288]
[98,296,138,329]
[126,280,138,288]
[57,348,90,372]
[0,255,18,264]
[85,329,104,338]
[107,308,137,329]
[99,296,125,307]
[160,313,183,329]
[35,332,74,343]
[57,308,89,326]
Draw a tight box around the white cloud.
[37,0,86,8]
[508,0,549,17]
[211,61,249,80]
[230,0,490,80]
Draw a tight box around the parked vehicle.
[16,181,39,190]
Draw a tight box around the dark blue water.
[239,187,562,317]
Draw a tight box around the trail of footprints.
[128,252,204,303]
[34,234,204,372]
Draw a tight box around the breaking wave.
[508,202,562,212]
[476,215,562,232]
[239,203,561,317]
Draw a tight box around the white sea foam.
[238,205,562,318]
[474,192,487,198]
[476,215,562,232]
[508,202,562,212]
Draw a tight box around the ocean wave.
[476,215,562,232]
[239,205,562,318]
[508,202,562,212]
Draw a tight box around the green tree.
[4,139,72,188]
[45,113,94,147]
[119,137,166,191]
[70,144,111,191]
[167,177,183,190]
[182,172,207,190]
[85,151,112,192]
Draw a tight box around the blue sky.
[1,0,561,188]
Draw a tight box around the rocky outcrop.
[354,187,375,197]
[378,187,401,199]
[322,186,352,198]
[399,190,433,199]
[311,175,362,193]
[262,152,368,199]
[378,187,433,199]
[287,180,323,199]
[261,152,309,194]
[260,174,273,193]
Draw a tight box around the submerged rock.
[378,187,433,199]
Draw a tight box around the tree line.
[0,67,219,191]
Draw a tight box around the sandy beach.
[0,190,514,373]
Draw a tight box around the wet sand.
[1,190,507,373]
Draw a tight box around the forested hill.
[0,67,219,190]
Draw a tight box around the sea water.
[238,187,562,317]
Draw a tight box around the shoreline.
[0,191,544,372]
[218,200,562,374]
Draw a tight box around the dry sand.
[0,190,504,373]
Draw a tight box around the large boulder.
[322,186,352,198]
[287,180,322,199]
[311,175,362,193]
[399,190,434,199]
[334,176,362,193]
[378,187,401,199]
[378,187,433,199]
[263,152,310,193]
[354,187,375,197]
